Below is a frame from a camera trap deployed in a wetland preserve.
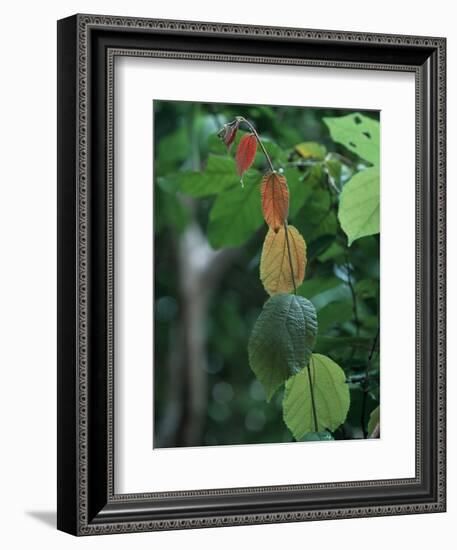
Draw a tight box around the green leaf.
[284,168,313,218]
[317,300,354,333]
[368,405,380,436]
[300,431,334,442]
[207,133,228,155]
[178,155,239,197]
[314,335,375,355]
[307,235,334,262]
[317,242,345,263]
[346,386,377,433]
[307,283,350,312]
[323,113,380,166]
[157,125,191,165]
[297,277,341,301]
[248,294,318,401]
[283,354,350,439]
[356,278,380,300]
[293,184,337,242]
[154,187,189,234]
[324,157,342,189]
[338,167,380,246]
[156,175,180,194]
[207,171,263,248]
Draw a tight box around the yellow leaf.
[260,225,307,295]
[294,142,326,160]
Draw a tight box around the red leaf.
[235,134,257,177]
[261,171,289,232]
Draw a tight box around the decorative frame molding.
[57,14,446,536]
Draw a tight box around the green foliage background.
[154,100,380,447]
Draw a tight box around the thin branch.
[236,117,298,296]
[307,356,318,432]
[345,255,360,336]
[284,221,297,294]
[281,160,321,169]
[360,327,379,438]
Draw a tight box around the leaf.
[307,235,334,262]
[154,186,189,234]
[309,283,350,312]
[217,120,240,150]
[324,158,342,189]
[317,300,354,333]
[317,242,345,263]
[368,405,380,436]
[356,278,379,300]
[236,134,257,177]
[157,125,190,165]
[314,335,375,355]
[284,168,313,218]
[338,166,380,245]
[295,142,327,160]
[207,171,263,248]
[178,155,239,197]
[323,113,380,166]
[297,277,341,301]
[260,225,306,295]
[283,354,350,439]
[293,184,337,242]
[260,171,289,232]
[346,386,377,432]
[248,294,318,401]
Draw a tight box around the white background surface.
[115,58,415,493]
[0,0,454,548]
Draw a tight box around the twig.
[345,254,360,336]
[360,328,379,438]
[237,117,297,295]
[307,356,319,432]
[284,221,297,294]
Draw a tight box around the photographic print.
[153,100,380,449]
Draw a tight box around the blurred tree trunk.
[156,222,238,447]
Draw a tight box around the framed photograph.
[57,14,446,535]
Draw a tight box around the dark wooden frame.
[57,13,446,536]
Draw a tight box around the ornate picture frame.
[57,14,446,535]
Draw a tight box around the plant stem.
[345,255,359,336]
[308,357,319,432]
[360,327,379,438]
[234,116,319,433]
[237,117,297,295]
[284,221,297,294]
[237,116,275,173]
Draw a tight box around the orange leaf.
[261,171,289,232]
[260,225,306,295]
[235,134,257,177]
